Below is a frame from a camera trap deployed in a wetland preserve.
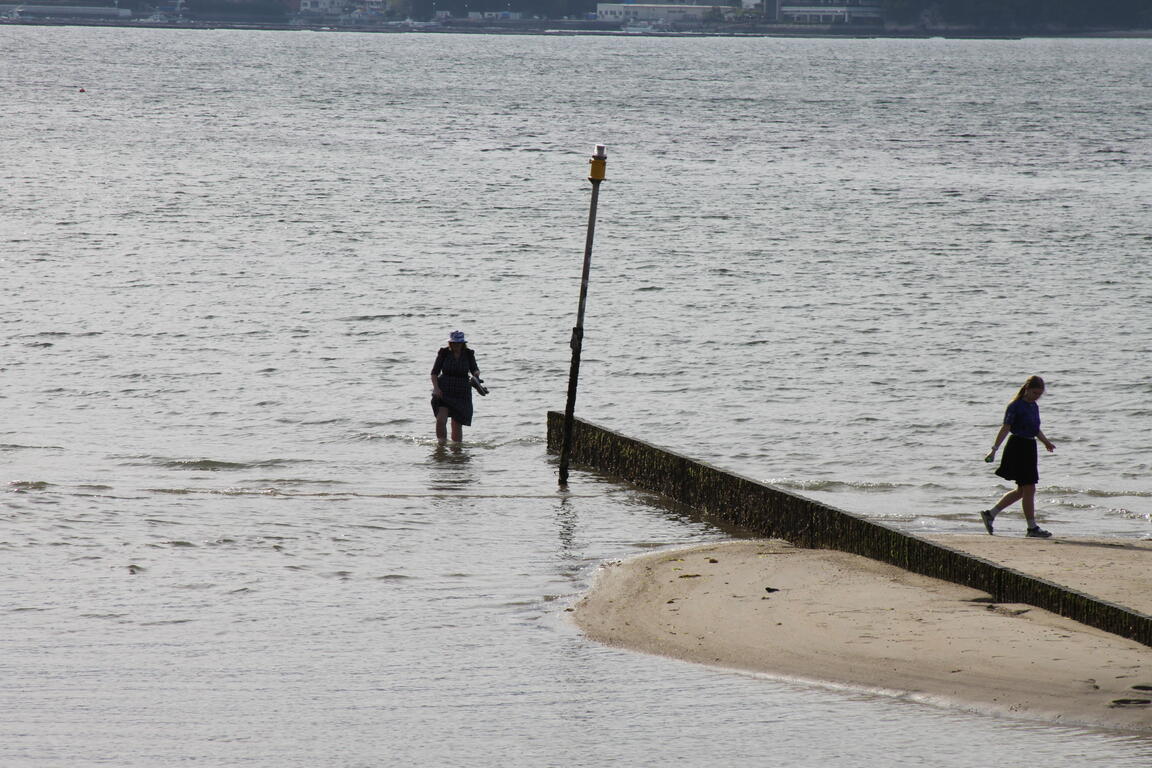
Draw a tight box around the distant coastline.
[3,17,1151,39]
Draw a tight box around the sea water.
[2,26,1150,765]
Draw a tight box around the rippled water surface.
[3,26,1151,765]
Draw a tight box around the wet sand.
[571,536,1152,732]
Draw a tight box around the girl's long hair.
[1012,375,1045,402]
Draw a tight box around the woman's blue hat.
[449,330,466,343]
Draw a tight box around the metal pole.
[559,144,607,486]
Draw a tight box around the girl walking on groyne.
[981,375,1056,538]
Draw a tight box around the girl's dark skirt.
[995,434,1038,486]
[431,375,473,426]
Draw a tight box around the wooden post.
[558,145,607,486]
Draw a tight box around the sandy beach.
[571,536,1152,732]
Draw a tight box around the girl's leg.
[1020,484,1038,528]
[450,418,463,443]
[993,487,1023,513]
[436,407,451,442]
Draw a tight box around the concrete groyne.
[547,411,1152,648]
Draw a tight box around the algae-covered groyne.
[547,411,1152,647]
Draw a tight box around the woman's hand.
[984,451,996,463]
[1041,439,1055,452]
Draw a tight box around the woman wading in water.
[981,375,1055,538]
[430,330,483,443]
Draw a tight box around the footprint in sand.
[1108,698,1152,709]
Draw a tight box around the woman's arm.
[431,350,444,397]
[985,424,1011,462]
[1036,429,1055,452]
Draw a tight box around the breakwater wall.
[547,411,1152,648]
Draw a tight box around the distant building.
[298,0,344,13]
[466,11,525,19]
[596,2,730,23]
[778,0,882,24]
[0,2,132,17]
[597,0,732,4]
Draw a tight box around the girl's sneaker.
[1026,526,1052,538]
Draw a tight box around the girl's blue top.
[1004,399,1041,438]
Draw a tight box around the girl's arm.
[1036,429,1055,452]
[985,424,1011,462]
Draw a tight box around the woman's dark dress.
[430,347,478,426]
[995,435,1039,486]
[994,398,1041,486]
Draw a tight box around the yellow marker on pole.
[559,145,607,486]
[588,147,607,182]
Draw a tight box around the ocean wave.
[148,487,284,496]
[122,457,307,472]
[767,478,911,493]
[1046,486,1152,499]
[161,459,270,471]
[8,480,51,491]
[1,443,65,453]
